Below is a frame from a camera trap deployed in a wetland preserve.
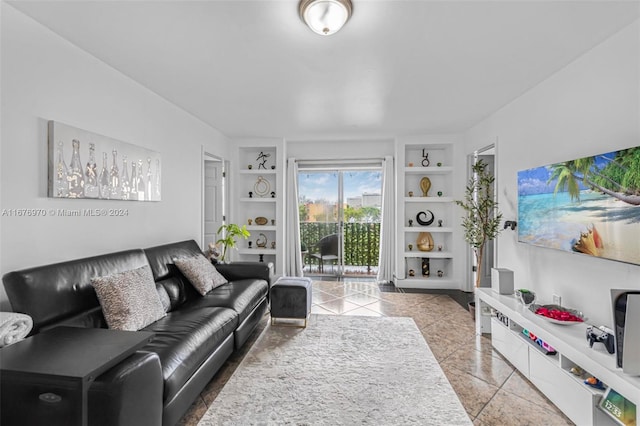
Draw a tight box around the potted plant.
[216,223,250,262]
[455,159,503,289]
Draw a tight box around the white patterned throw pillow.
[174,255,228,296]
[91,265,166,331]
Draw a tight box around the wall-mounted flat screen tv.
[517,146,640,266]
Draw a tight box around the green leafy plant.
[455,159,503,287]
[216,223,250,261]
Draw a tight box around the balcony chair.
[310,233,341,273]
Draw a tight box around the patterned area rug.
[198,315,471,425]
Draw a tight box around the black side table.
[0,326,154,426]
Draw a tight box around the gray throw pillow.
[174,255,228,296]
[91,265,166,331]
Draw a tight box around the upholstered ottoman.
[270,277,313,327]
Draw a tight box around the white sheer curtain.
[376,155,395,283]
[285,158,303,276]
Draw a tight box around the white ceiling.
[9,1,640,140]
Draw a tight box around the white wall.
[0,5,231,310]
[465,20,640,326]
[286,138,394,160]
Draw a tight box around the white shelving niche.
[233,142,284,275]
[395,140,460,289]
[477,288,640,426]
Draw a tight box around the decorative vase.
[421,258,430,277]
[417,232,434,251]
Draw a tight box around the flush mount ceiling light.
[299,0,353,36]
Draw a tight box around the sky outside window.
[298,171,382,203]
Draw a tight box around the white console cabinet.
[476,288,640,426]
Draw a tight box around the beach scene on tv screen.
[517,146,640,266]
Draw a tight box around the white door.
[204,156,224,249]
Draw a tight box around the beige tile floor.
[179,280,574,425]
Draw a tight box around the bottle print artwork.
[129,161,138,201]
[68,139,85,198]
[146,158,152,201]
[110,150,120,199]
[55,141,69,198]
[137,160,145,201]
[99,152,110,199]
[84,143,99,198]
[121,155,130,200]
[49,122,162,201]
[155,159,161,200]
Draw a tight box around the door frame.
[464,141,498,292]
[201,149,227,250]
[297,160,384,277]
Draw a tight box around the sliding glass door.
[298,167,382,277]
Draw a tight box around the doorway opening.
[297,164,383,278]
[465,144,497,292]
[202,152,226,250]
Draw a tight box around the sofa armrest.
[89,351,163,426]
[215,262,274,285]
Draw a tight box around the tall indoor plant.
[216,223,250,262]
[455,159,503,288]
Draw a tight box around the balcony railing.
[300,222,380,275]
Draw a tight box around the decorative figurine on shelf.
[408,269,415,277]
[271,241,276,249]
[416,210,435,226]
[437,162,442,167]
[437,191,443,197]
[408,244,413,251]
[437,270,444,278]
[421,258,430,277]
[437,245,442,252]
[408,191,414,197]
[438,219,443,227]
[271,219,275,225]
[256,233,268,248]
[248,219,252,225]
[270,191,275,198]
[271,165,276,170]
[408,219,413,227]
[420,177,431,196]
[256,151,270,169]
[248,191,253,198]
[248,241,252,249]
[421,149,430,167]
[408,162,414,167]
[248,165,253,170]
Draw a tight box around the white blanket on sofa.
[0,312,33,347]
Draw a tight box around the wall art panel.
[518,146,640,265]
[48,121,161,201]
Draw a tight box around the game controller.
[586,326,615,354]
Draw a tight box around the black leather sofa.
[2,240,271,426]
